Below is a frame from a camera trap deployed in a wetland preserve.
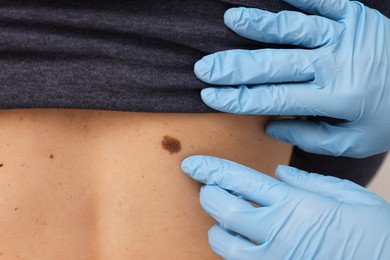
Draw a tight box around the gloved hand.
[194,0,390,158]
[181,155,390,259]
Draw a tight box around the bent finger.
[200,185,274,244]
[208,225,265,260]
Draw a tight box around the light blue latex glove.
[181,155,390,260]
[194,0,390,158]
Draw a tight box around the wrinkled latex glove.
[194,0,390,158]
[181,155,390,260]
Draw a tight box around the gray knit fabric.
[0,0,291,112]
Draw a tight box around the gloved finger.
[266,119,362,157]
[224,8,344,48]
[283,0,350,20]
[181,155,292,206]
[201,84,336,117]
[194,48,315,85]
[276,165,385,204]
[208,225,264,260]
[200,185,275,244]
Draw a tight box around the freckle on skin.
[50,154,54,159]
[161,135,181,154]
[14,207,18,211]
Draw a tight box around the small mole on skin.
[49,154,54,159]
[14,207,18,211]
[0,164,3,167]
[161,135,181,154]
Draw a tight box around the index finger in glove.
[200,84,345,118]
[194,48,315,85]
[181,155,292,206]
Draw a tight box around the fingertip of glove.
[200,88,216,103]
[275,165,300,178]
[194,59,210,81]
[208,224,221,236]
[266,123,291,144]
[223,7,243,28]
[208,224,227,256]
[276,164,291,175]
[182,155,220,184]
[181,155,203,176]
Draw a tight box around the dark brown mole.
[161,135,181,154]
[0,163,3,167]
[49,154,54,159]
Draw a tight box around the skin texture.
[0,109,291,259]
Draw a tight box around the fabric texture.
[1,0,388,112]
[0,0,388,185]
[0,0,272,112]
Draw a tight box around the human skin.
[0,109,291,259]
